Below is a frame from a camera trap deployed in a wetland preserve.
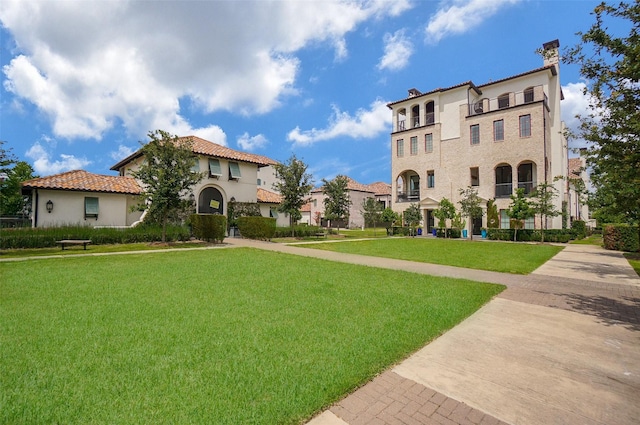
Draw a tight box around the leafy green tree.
[361,197,383,233]
[272,154,314,235]
[322,175,351,233]
[132,130,203,242]
[433,197,456,237]
[486,199,500,228]
[529,182,560,242]
[403,203,422,236]
[458,186,484,240]
[565,1,640,245]
[506,188,534,242]
[0,161,37,216]
[380,207,399,235]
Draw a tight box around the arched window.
[397,108,406,131]
[411,105,420,128]
[198,187,224,214]
[524,87,534,103]
[425,101,435,124]
[498,93,510,109]
[495,164,512,198]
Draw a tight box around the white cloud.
[425,0,521,44]
[110,145,136,162]
[561,81,603,151]
[287,99,391,146]
[237,132,269,151]
[378,29,413,71]
[26,141,90,175]
[0,0,410,141]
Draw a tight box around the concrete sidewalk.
[227,239,640,425]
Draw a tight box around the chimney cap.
[543,39,560,50]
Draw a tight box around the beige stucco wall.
[32,189,142,228]
[258,204,290,227]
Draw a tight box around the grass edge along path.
[295,237,564,274]
[1,248,504,425]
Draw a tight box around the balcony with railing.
[495,183,513,198]
[397,190,420,203]
[468,85,549,116]
[518,181,534,194]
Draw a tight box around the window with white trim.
[229,162,242,180]
[208,159,222,178]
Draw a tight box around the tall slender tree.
[506,188,534,242]
[361,197,383,234]
[322,175,351,233]
[458,186,484,240]
[132,130,203,242]
[529,182,559,242]
[564,1,640,246]
[272,154,314,235]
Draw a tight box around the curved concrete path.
[226,239,640,425]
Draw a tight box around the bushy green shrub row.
[436,228,462,238]
[190,214,226,243]
[486,228,578,243]
[603,224,639,252]
[0,224,191,249]
[237,216,276,240]
[273,225,323,238]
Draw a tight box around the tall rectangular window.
[470,167,479,186]
[493,120,504,141]
[229,162,242,179]
[208,158,222,178]
[425,133,433,153]
[519,114,531,137]
[410,136,418,155]
[427,170,435,188]
[397,139,404,157]
[500,210,510,229]
[470,124,480,145]
[84,197,99,219]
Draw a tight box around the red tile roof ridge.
[22,169,142,194]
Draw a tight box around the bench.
[56,239,92,250]
[314,232,327,239]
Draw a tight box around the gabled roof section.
[21,170,142,195]
[387,81,474,108]
[366,181,391,196]
[257,188,283,204]
[311,177,390,194]
[110,135,278,171]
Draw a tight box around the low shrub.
[273,225,322,238]
[0,224,191,249]
[435,228,460,238]
[571,220,587,239]
[237,216,276,240]
[190,214,226,243]
[603,224,639,252]
[391,226,410,236]
[486,228,575,243]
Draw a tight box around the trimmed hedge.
[0,224,191,249]
[190,214,226,243]
[237,216,276,240]
[435,228,461,238]
[486,228,575,243]
[603,224,639,252]
[273,225,323,238]
[571,220,588,239]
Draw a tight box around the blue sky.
[0,0,607,186]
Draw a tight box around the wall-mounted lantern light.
[46,200,54,213]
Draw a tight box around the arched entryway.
[198,187,224,214]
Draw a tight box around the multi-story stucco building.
[388,40,569,234]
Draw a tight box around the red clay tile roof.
[257,188,283,204]
[311,177,390,194]
[110,135,278,171]
[22,170,142,194]
[365,181,391,196]
[300,201,312,212]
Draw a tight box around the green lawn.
[296,238,564,274]
[624,252,640,277]
[1,248,503,425]
[0,241,210,259]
